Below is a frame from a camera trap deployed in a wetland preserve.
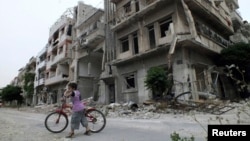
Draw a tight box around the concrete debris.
[18,98,250,122]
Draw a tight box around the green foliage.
[1,85,24,103]
[219,42,250,98]
[170,132,195,141]
[220,42,250,67]
[144,66,172,99]
[220,42,250,82]
[24,72,35,98]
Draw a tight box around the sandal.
[84,130,91,136]
[65,132,74,138]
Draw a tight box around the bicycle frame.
[45,97,106,133]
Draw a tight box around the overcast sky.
[0,0,249,88]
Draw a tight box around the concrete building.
[101,0,242,104]
[227,0,250,43]
[16,57,36,105]
[33,45,48,105]
[71,2,105,100]
[45,8,74,104]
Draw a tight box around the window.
[120,37,129,52]
[124,2,131,13]
[135,1,140,12]
[159,18,172,37]
[123,72,137,91]
[133,33,139,54]
[67,25,72,36]
[148,25,156,48]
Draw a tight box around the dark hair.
[68,82,77,89]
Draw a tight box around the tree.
[219,42,250,98]
[1,85,24,105]
[144,66,172,100]
[23,72,35,99]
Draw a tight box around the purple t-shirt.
[71,90,84,112]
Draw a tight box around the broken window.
[124,2,131,13]
[123,73,136,90]
[194,65,207,92]
[53,30,59,42]
[120,37,129,52]
[135,0,140,12]
[148,25,156,48]
[133,33,139,54]
[159,18,172,37]
[67,25,72,36]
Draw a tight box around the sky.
[0,0,249,88]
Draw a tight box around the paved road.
[0,107,208,141]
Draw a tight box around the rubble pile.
[19,98,250,123]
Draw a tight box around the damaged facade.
[100,0,247,104]
[71,2,105,100]
[28,0,249,105]
[42,8,74,104]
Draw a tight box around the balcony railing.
[110,0,163,26]
[78,22,105,48]
[185,0,234,33]
[45,74,68,85]
[36,60,46,69]
[34,78,45,87]
[196,22,232,48]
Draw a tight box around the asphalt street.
[0,107,207,141]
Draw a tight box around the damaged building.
[44,8,74,104]
[71,2,105,100]
[30,0,249,105]
[100,0,247,104]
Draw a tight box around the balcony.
[36,60,46,70]
[230,33,249,43]
[59,34,72,44]
[184,0,234,36]
[47,52,69,67]
[78,22,105,49]
[45,74,68,85]
[110,0,172,30]
[196,22,232,49]
[231,10,243,30]
[34,78,45,87]
[49,17,74,38]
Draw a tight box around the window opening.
[133,33,139,54]
[148,25,156,48]
[120,37,129,52]
[124,74,135,89]
[159,18,172,37]
[124,2,131,13]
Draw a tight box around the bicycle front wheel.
[86,109,106,133]
[44,112,68,133]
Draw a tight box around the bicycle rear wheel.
[44,112,68,133]
[86,109,106,133]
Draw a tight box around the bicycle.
[44,97,106,133]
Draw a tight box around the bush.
[145,66,172,99]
